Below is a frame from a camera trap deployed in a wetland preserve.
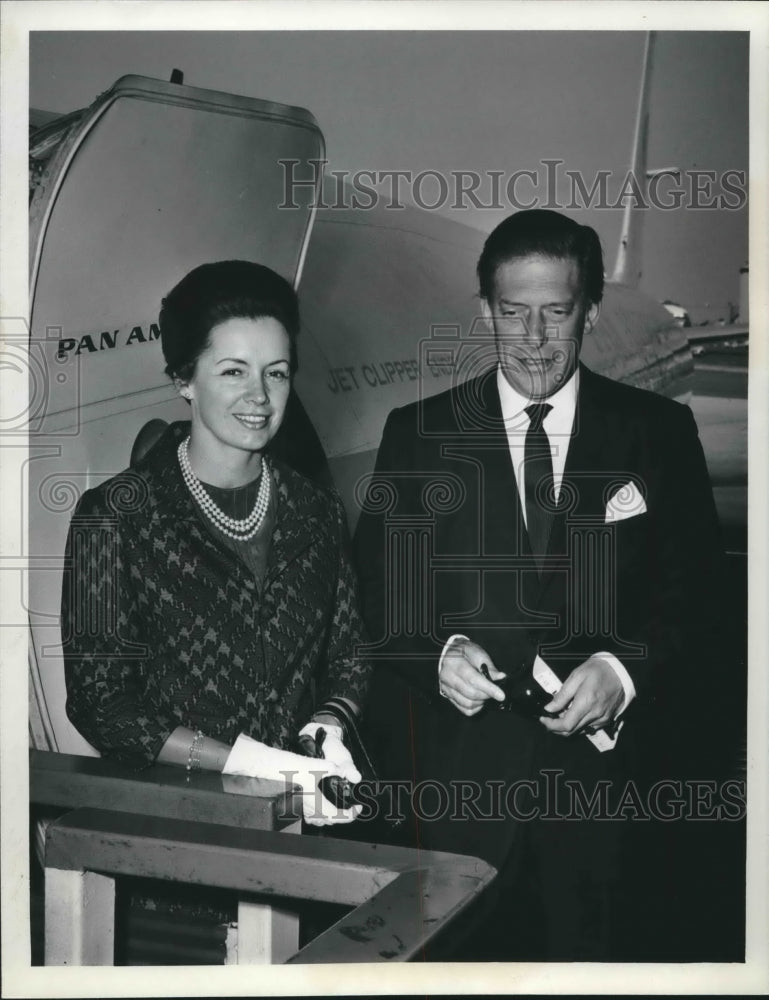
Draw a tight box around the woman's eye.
[221,368,243,377]
[267,369,290,381]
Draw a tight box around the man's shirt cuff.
[596,651,636,714]
[438,634,470,696]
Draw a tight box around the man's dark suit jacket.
[354,364,723,868]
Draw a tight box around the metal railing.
[31,750,495,964]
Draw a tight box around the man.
[353,209,724,960]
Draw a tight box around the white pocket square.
[605,481,647,523]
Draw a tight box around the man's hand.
[439,638,506,716]
[539,654,624,736]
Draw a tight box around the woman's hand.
[296,722,362,826]
[298,721,356,769]
[223,733,362,827]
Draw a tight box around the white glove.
[297,722,360,774]
[223,733,361,827]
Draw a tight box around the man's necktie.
[524,402,554,573]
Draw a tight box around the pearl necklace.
[177,437,271,540]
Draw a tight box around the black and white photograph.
[2,1,768,995]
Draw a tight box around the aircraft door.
[28,74,325,754]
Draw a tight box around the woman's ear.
[174,378,192,401]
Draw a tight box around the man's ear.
[480,297,492,326]
[584,301,600,333]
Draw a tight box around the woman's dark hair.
[159,260,300,382]
[477,209,605,306]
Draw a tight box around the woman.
[61,260,370,825]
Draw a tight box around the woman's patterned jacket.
[61,422,371,764]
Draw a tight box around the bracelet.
[186,730,205,772]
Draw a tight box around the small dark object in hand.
[296,727,357,810]
[480,662,559,720]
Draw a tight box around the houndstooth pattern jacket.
[61,422,370,764]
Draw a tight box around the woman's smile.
[233,412,270,430]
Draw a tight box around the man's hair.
[477,209,605,305]
[159,260,300,382]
